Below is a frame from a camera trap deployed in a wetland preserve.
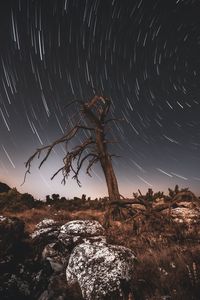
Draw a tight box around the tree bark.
[25,96,123,228]
[95,127,120,200]
[95,127,122,226]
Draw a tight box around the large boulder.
[31,219,137,299]
[131,203,146,211]
[0,216,53,300]
[66,241,137,300]
[35,219,107,299]
[35,219,58,230]
[152,197,165,208]
[162,206,200,224]
[58,220,106,247]
[0,215,27,260]
[32,219,106,247]
[31,218,59,239]
[60,220,105,236]
[42,241,70,273]
[31,219,61,257]
[42,220,106,272]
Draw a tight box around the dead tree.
[24,95,124,225]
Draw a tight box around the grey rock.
[36,219,57,229]
[41,220,107,276]
[42,242,70,273]
[31,219,60,240]
[60,220,105,237]
[58,220,105,246]
[162,206,200,224]
[66,241,137,300]
[0,216,52,300]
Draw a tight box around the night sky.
[0,0,200,200]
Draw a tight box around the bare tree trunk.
[95,127,122,226]
[102,156,124,227]
[25,96,124,228]
[95,127,120,198]
[101,156,120,200]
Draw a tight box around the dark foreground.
[0,184,200,299]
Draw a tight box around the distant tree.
[52,193,60,202]
[24,95,124,225]
[46,195,51,204]
[20,193,35,208]
[60,197,67,201]
[81,194,86,201]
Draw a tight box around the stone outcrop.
[66,241,136,300]
[0,215,27,259]
[161,203,200,224]
[0,217,136,299]
[0,216,52,300]
[31,218,59,240]
[58,220,106,246]
[32,219,106,272]
[32,219,136,299]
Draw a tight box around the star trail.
[0,0,200,199]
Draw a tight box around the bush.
[0,189,36,212]
[0,182,11,193]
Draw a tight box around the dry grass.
[105,221,200,300]
[1,207,200,299]
[132,244,200,299]
[2,207,104,233]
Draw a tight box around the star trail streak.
[0,0,200,199]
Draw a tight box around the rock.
[178,201,194,208]
[41,220,106,275]
[37,219,104,300]
[39,273,83,300]
[42,243,64,272]
[170,207,200,224]
[0,259,53,300]
[36,219,57,229]
[58,220,106,246]
[31,219,106,278]
[31,218,59,240]
[0,216,53,300]
[152,198,165,208]
[0,217,137,299]
[31,219,61,257]
[0,215,6,221]
[66,241,137,300]
[0,216,28,274]
[60,220,105,237]
[0,215,27,260]
[131,204,146,211]
[42,241,70,273]
[162,207,200,224]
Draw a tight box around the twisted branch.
[22,125,95,185]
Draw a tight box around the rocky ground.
[0,183,200,299]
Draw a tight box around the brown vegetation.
[1,184,200,299]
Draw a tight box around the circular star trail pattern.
[0,0,200,199]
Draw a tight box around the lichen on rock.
[36,218,57,229]
[60,220,105,237]
[162,206,200,224]
[66,241,137,299]
[0,215,6,222]
[31,219,60,240]
[58,220,106,246]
